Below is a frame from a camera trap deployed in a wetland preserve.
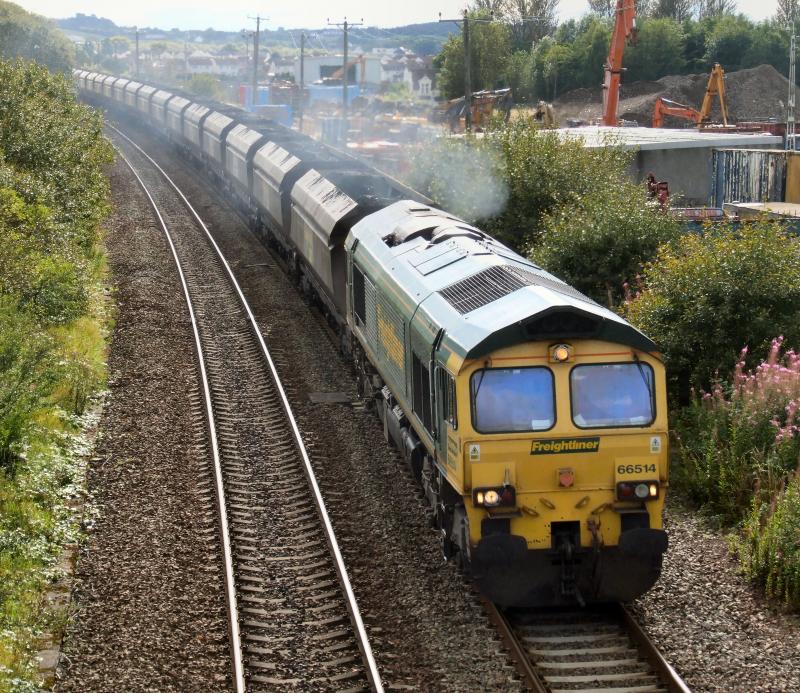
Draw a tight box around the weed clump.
[675,340,800,607]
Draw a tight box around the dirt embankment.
[555,64,789,126]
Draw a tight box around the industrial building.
[557,126,784,205]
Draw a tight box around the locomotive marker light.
[616,480,659,501]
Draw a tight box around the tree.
[108,35,130,56]
[625,18,686,81]
[435,12,512,98]
[744,20,790,74]
[651,0,695,21]
[187,74,221,99]
[696,0,736,18]
[533,181,681,306]
[623,223,800,394]
[777,0,799,25]
[704,14,755,71]
[504,49,535,101]
[505,0,560,49]
[0,1,74,72]
[471,0,509,12]
[566,16,611,90]
[681,16,716,72]
[587,0,614,18]
[150,41,168,58]
[542,43,572,98]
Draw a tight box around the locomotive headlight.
[616,481,659,501]
[483,490,501,506]
[473,486,516,508]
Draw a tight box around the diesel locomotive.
[76,70,669,606]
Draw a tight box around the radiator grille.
[438,265,594,315]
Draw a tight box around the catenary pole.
[299,31,305,132]
[328,17,363,144]
[248,14,268,108]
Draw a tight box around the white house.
[294,54,383,85]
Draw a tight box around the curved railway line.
[107,124,383,692]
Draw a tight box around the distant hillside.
[57,13,117,34]
[54,14,454,55]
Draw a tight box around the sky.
[14,0,778,32]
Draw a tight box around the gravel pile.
[555,63,789,125]
[632,496,800,692]
[56,160,230,691]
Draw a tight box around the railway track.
[484,599,691,693]
[108,124,382,692]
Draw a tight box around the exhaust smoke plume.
[408,137,508,224]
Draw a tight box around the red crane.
[602,0,637,127]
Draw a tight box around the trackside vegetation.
[411,121,800,609]
[0,1,75,73]
[408,122,682,307]
[0,59,112,688]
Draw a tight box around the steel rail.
[480,597,549,693]
[109,124,384,693]
[617,603,692,693]
[114,147,246,693]
[483,596,692,693]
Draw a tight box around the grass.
[0,262,110,691]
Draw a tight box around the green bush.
[0,58,111,688]
[738,474,800,608]
[0,1,74,73]
[673,339,800,524]
[408,119,634,253]
[484,122,633,250]
[623,222,800,395]
[0,300,54,468]
[532,181,682,306]
[0,61,111,251]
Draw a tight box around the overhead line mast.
[327,17,364,144]
[248,14,268,109]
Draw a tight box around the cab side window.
[412,352,433,434]
[352,263,366,326]
[437,367,457,430]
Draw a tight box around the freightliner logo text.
[530,437,601,455]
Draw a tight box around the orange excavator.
[652,63,730,128]
[602,0,637,126]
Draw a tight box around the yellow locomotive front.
[447,339,668,607]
